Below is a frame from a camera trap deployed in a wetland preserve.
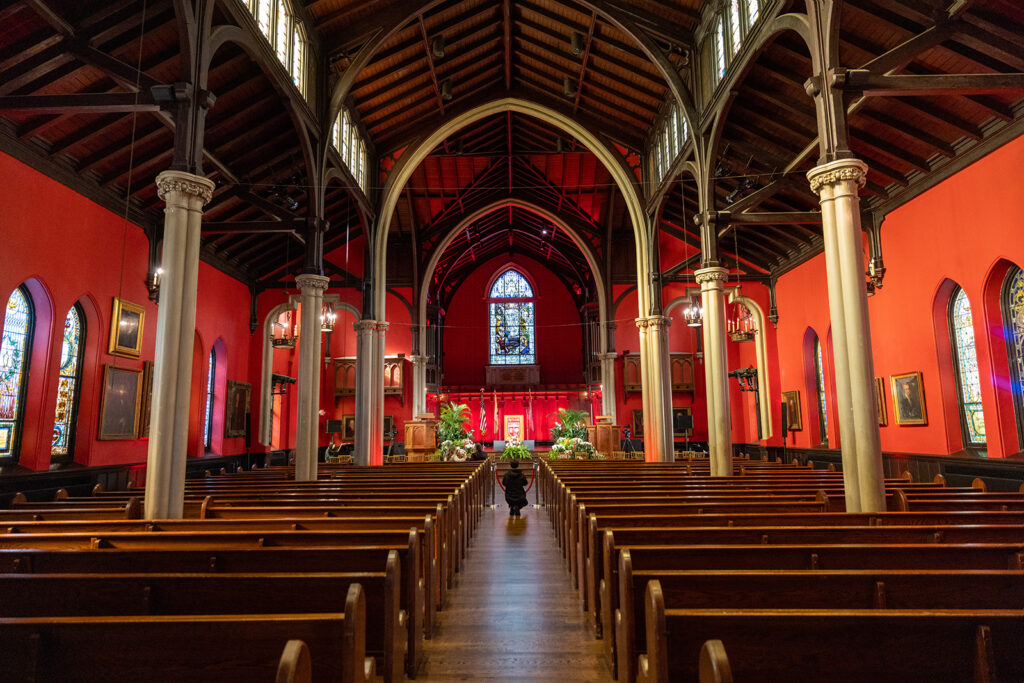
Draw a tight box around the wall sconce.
[146,267,163,304]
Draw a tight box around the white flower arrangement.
[439,437,476,462]
[550,436,596,459]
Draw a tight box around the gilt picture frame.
[108,298,145,359]
[891,371,927,426]
[875,376,887,426]
[224,380,251,438]
[782,390,802,431]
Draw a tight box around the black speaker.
[325,419,342,434]
[780,402,788,438]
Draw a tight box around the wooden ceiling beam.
[0,91,159,114]
[844,70,1024,97]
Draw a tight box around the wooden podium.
[404,415,437,462]
[588,416,620,458]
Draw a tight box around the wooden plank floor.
[417,504,612,682]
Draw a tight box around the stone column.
[353,320,377,466]
[696,267,731,476]
[599,352,618,423]
[293,274,329,481]
[371,322,389,466]
[644,316,674,462]
[636,318,653,460]
[809,159,885,512]
[144,170,214,519]
[410,354,429,418]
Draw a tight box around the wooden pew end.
[276,640,312,683]
[699,640,733,683]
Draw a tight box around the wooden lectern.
[589,416,620,458]
[404,414,438,462]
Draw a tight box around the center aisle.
[417,503,613,682]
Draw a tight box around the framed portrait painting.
[891,371,927,425]
[139,361,154,438]
[782,391,802,431]
[342,414,356,441]
[632,408,644,438]
[108,298,145,359]
[224,380,251,438]
[875,376,888,426]
[98,365,142,440]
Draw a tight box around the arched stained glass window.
[275,0,289,64]
[1002,267,1024,449]
[291,25,304,93]
[814,336,828,446]
[729,0,743,54]
[204,349,216,449]
[950,287,986,445]
[489,269,536,366]
[713,17,726,83]
[51,304,84,459]
[1,287,33,460]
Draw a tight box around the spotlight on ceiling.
[432,35,445,59]
[563,76,576,98]
[570,31,583,56]
[555,137,563,153]
[542,229,548,235]
[441,79,453,101]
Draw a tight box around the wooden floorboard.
[417,504,612,682]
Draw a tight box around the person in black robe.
[501,460,529,517]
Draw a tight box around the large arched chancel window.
[1,287,34,461]
[51,304,85,460]
[949,287,986,446]
[1003,267,1024,449]
[488,269,536,365]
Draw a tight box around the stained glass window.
[1003,268,1024,448]
[51,305,84,459]
[1,287,33,460]
[256,0,272,41]
[204,349,216,449]
[747,0,760,28]
[729,0,743,54]
[714,17,726,83]
[275,1,290,65]
[291,25,304,93]
[950,287,986,444]
[489,270,536,366]
[814,336,828,445]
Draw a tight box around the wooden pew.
[600,539,1024,678]
[616,563,1024,683]
[0,584,375,683]
[0,557,404,683]
[0,538,425,678]
[637,580,1024,683]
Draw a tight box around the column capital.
[409,354,429,365]
[635,315,671,330]
[599,352,618,362]
[695,266,729,286]
[354,319,377,333]
[807,158,868,195]
[375,321,390,333]
[294,273,330,293]
[155,170,214,205]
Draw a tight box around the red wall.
[775,135,1024,457]
[0,152,254,470]
[441,254,584,387]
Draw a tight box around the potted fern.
[435,402,477,462]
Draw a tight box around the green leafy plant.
[500,442,532,461]
[549,408,588,441]
[437,402,471,443]
[550,437,596,459]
